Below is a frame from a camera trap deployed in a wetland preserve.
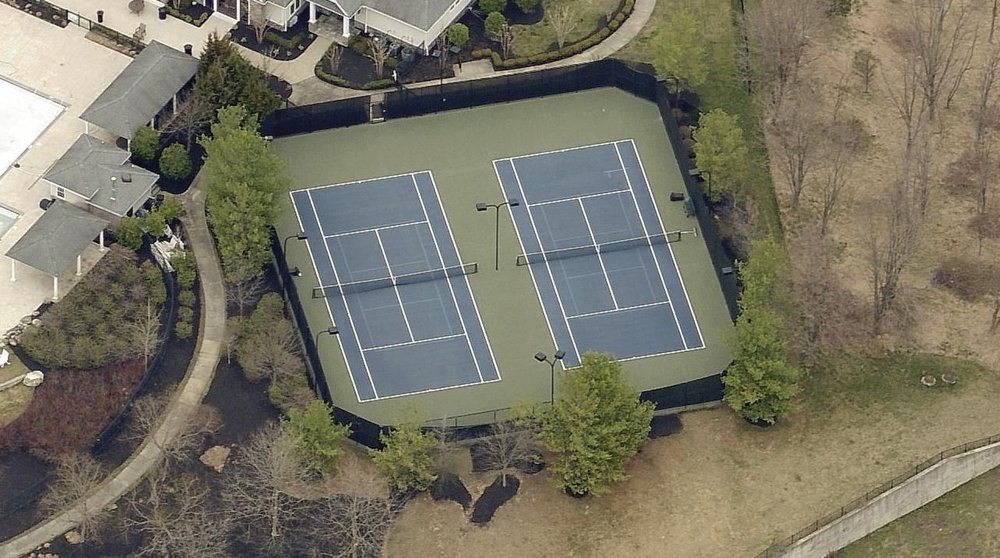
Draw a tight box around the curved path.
[0,185,226,558]
[0,1,655,553]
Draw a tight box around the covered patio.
[6,201,108,301]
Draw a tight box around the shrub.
[514,0,536,13]
[158,143,192,180]
[177,289,196,308]
[932,257,996,301]
[283,400,351,476]
[268,370,316,414]
[116,216,145,250]
[19,249,165,369]
[174,320,193,339]
[471,48,493,59]
[484,11,506,40]
[623,0,634,13]
[176,305,195,324]
[370,420,437,492]
[448,23,470,49]
[131,125,160,164]
[264,31,303,50]
[172,249,197,289]
[478,0,506,12]
[362,78,396,90]
[491,51,503,67]
[156,194,184,223]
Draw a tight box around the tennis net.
[516,233,680,266]
[312,262,478,297]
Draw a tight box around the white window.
[56,187,65,199]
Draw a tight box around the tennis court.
[494,140,704,367]
[290,171,500,402]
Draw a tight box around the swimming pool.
[0,205,19,240]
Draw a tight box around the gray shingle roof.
[79,41,198,140]
[6,201,108,277]
[43,135,159,217]
[322,0,458,31]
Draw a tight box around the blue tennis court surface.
[291,172,500,402]
[494,140,704,367]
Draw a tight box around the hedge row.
[264,30,304,51]
[165,6,209,27]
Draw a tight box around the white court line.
[613,142,687,347]
[526,188,632,208]
[323,220,425,239]
[578,198,619,309]
[567,300,671,320]
[362,333,466,352]
[374,229,415,343]
[290,170,428,194]
[622,139,706,349]
[499,139,625,163]
[362,375,501,402]
[509,159,583,363]
[410,174,484,383]
[491,161,565,371]
[426,171,502,381]
[299,192,378,401]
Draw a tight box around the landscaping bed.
[230,18,318,61]
[2,0,69,27]
[163,1,212,27]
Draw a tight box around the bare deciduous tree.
[319,454,396,558]
[40,453,109,541]
[992,0,999,43]
[160,92,213,150]
[817,111,866,236]
[224,423,309,553]
[124,466,231,558]
[867,154,928,330]
[248,0,272,45]
[769,84,823,209]
[126,392,222,463]
[129,298,161,370]
[547,5,578,49]
[327,44,344,72]
[237,318,303,382]
[852,49,879,94]
[474,420,538,487]
[499,22,519,60]
[744,0,828,116]
[226,275,266,317]
[367,36,392,78]
[891,0,975,121]
[883,49,930,151]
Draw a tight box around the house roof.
[6,201,108,277]
[79,41,198,140]
[43,135,159,217]
[324,0,460,32]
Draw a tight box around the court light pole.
[283,231,308,258]
[315,325,339,348]
[476,198,520,271]
[534,349,566,404]
[289,266,302,277]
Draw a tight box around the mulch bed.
[165,2,212,27]
[648,414,684,439]
[231,19,318,61]
[430,471,472,509]
[5,0,69,27]
[470,474,520,524]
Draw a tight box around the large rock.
[65,529,83,544]
[22,371,44,387]
[200,445,231,473]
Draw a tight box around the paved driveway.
[0,7,131,334]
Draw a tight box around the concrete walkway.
[0,184,225,558]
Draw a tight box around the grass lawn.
[387,352,1000,557]
[0,351,33,428]
[835,467,1000,557]
[512,0,610,57]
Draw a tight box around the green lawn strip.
[0,351,29,385]
[512,0,606,57]
[801,353,993,414]
[835,466,1000,558]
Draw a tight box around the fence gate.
[67,10,92,30]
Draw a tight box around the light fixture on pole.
[283,231,308,257]
[688,168,712,199]
[289,266,302,277]
[534,349,566,404]
[315,325,339,348]
[476,198,520,271]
